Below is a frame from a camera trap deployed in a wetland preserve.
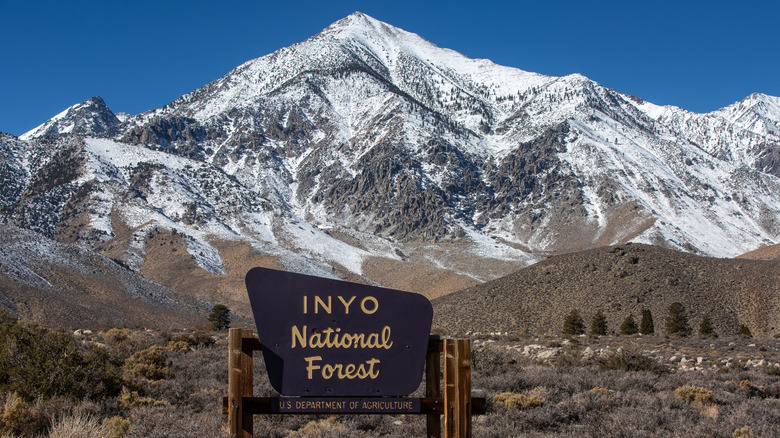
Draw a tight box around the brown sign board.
[245,267,433,397]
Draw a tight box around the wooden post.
[443,339,472,438]
[228,328,254,438]
[426,335,443,438]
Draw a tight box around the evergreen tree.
[665,302,691,337]
[620,315,639,335]
[698,316,716,337]
[208,304,231,330]
[639,309,654,335]
[562,309,585,336]
[738,325,753,338]
[590,309,608,336]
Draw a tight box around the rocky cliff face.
[4,12,780,296]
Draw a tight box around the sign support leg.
[444,339,472,438]
[228,328,254,438]
[426,335,443,438]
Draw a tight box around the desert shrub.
[290,416,345,437]
[102,416,130,437]
[123,346,169,380]
[119,387,167,408]
[169,332,214,348]
[0,311,122,401]
[0,392,44,436]
[674,385,714,405]
[596,348,665,373]
[99,329,153,360]
[619,315,638,335]
[48,412,113,438]
[493,392,542,409]
[589,310,608,336]
[555,344,585,368]
[562,309,585,336]
[738,379,767,398]
[101,328,131,345]
[166,340,190,352]
[762,365,780,376]
[665,302,692,336]
[733,426,754,438]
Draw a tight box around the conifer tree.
[208,304,231,330]
[620,315,639,335]
[562,309,585,336]
[640,309,654,335]
[698,316,716,337]
[590,309,608,336]
[665,302,691,337]
[738,325,752,338]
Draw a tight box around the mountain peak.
[327,11,387,31]
[316,11,427,51]
[21,96,120,140]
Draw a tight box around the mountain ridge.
[3,12,780,328]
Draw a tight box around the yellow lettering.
[341,363,356,379]
[322,363,337,379]
[360,296,378,314]
[304,356,322,379]
[314,295,331,314]
[310,331,322,348]
[337,295,356,313]
[381,326,393,348]
[303,295,307,313]
[290,326,393,350]
[291,325,307,348]
[302,357,380,380]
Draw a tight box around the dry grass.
[3,318,780,437]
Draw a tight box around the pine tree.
[208,304,231,330]
[738,325,752,338]
[590,310,608,336]
[698,316,716,337]
[562,309,585,336]
[665,302,691,337]
[620,315,639,335]
[639,309,654,335]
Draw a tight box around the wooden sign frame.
[224,329,485,437]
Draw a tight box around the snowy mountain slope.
[20,96,121,141]
[7,11,780,302]
[0,223,211,329]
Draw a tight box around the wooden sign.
[245,267,433,396]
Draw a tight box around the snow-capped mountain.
[20,96,123,141]
[5,12,780,312]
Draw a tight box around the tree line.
[562,303,753,338]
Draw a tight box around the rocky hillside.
[433,243,780,337]
[2,13,780,329]
[0,224,215,329]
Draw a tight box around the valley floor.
[3,324,780,437]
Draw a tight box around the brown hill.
[738,243,780,260]
[0,224,214,329]
[432,243,780,337]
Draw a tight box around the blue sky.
[1,0,778,136]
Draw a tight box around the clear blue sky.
[2,0,778,136]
